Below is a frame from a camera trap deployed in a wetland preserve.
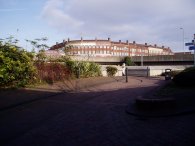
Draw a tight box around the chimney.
[56,42,58,45]
[145,43,147,46]
[133,41,136,44]
[162,45,164,48]
[154,44,157,47]
[119,40,121,43]
[126,40,129,44]
[81,37,83,41]
[68,38,70,42]
[108,37,110,41]
[63,40,65,43]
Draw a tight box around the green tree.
[26,37,49,51]
[0,41,36,87]
[124,56,134,66]
[26,37,49,62]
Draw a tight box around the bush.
[35,62,71,84]
[106,66,118,76]
[172,67,195,86]
[124,56,134,66]
[65,59,102,78]
[0,43,36,87]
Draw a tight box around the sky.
[0,0,195,52]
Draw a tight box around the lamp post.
[180,28,185,54]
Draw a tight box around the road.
[0,77,195,146]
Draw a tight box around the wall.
[126,66,149,76]
[148,66,190,76]
[126,65,192,76]
[100,65,192,77]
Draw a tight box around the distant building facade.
[50,38,173,57]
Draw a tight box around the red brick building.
[50,38,173,57]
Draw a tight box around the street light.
[180,28,184,54]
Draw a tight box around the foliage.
[36,49,46,62]
[35,62,71,84]
[0,42,36,87]
[124,56,134,66]
[106,66,118,76]
[0,36,102,87]
[172,66,195,86]
[26,37,49,52]
[26,37,49,62]
[65,59,102,78]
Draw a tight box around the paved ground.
[0,76,195,146]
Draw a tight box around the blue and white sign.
[185,42,194,46]
[189,46,195,50]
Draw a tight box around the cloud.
[41,0,195,51]
[41,0,84,32]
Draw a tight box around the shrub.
[172,67,195,86]
[106,66,118,76]
[170,70,181,77]
[65,59,101,78]
[124,56,134,66]
[35,62,71,84]
[0,43,36,87]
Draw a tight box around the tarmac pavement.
[0,76,195,146]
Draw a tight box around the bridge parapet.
[131,54,194,62]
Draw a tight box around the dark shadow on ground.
[1,77,195,146]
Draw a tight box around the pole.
[141,53,143,66]
[194,34,195,66]
[180,28,184,54]
[125,68,128,83]
[194,49,195,66]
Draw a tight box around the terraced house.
[50,38,173,57]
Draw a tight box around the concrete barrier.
[100,65,191,77]
[148,65,190,76]
[126,66,149,77]
[126,65,191,77]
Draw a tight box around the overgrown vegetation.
[0,40,36,87]
[124,56,134,66]
[66,59,102,78]
[106,66,118,76]
[173,66,195,86]
[35,62,71,84]
[0,36,102,88]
